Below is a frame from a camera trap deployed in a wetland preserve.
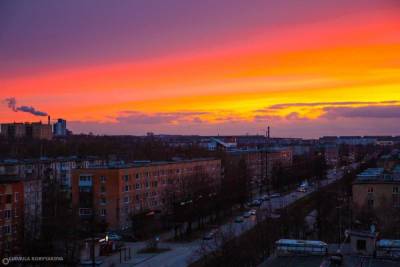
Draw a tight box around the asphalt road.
[101,163,359,267]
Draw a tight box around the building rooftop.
[259,256,324,267]
[82,157,219,170]
[355,167,400,183]
[377,239,400,248]
[276,239,327,247]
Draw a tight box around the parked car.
[243,211,251,218]
[106,232,122,241]
[203,229,218,240]
[249,209,257,216]
[250,200,262,207]
[235,216,244,223]
[261,195,270,201]
[297,187,307,193]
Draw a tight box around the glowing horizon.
[1,1,400,137]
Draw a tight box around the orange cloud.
[1,9,399,127]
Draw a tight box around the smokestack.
[267,126,270,139]
[48,116,50,125]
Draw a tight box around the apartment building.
[0,176,24,256]
[71,158,222,230]
[352,167,400,209]
[1,121,52,140]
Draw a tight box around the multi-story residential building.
[0,176,24,256]
[324,145,339,167]
[1,121,52,140]
[53,118,67,137]
[71,158,222,230]
[352,168,400,210]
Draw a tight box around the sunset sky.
[1,0,400,137]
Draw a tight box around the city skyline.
[1,0,400,138]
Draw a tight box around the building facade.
[71,158,222,230]
[1,121,52,140]
[0,176,24,256]
[352,168,400,209]
[53,119,67,137]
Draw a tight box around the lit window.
[100,209,106,216]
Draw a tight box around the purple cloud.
[322,105,400,119]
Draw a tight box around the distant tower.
[266,126,270,139]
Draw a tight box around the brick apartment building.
[0,176,24,256]
[72,158,222,230]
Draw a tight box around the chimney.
[48,116,51,125]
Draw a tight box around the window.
[153,181,158,188]
[79,176,92,182]
[367,187,374,193]
[135,195,140,201]
[356,239,366,251]
[123,175,129,182]
[100,209,106,217]
[100,184,106,193]
[135,183,140,190]
[146,181,150,188]
[100,197,107,205]
[4,210,11,220]
[5,195,12,204]
[393,194,400,208]
[14,192,19,203]
[100,176,106,183]
[3,225,11,235]
[124,196,129,204]
[79,208,92,216]
[125,185,129,192]
[393,187,399,194]
[135,173,140,179]
[367,199,374,208]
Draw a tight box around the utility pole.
[265,126,272,215]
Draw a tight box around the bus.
[276,239,328,256]
[376,239,400,259]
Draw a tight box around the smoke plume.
[3,97,48,116]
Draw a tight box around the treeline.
[0,135,214,160]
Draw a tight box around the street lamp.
[105,234,109,242]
